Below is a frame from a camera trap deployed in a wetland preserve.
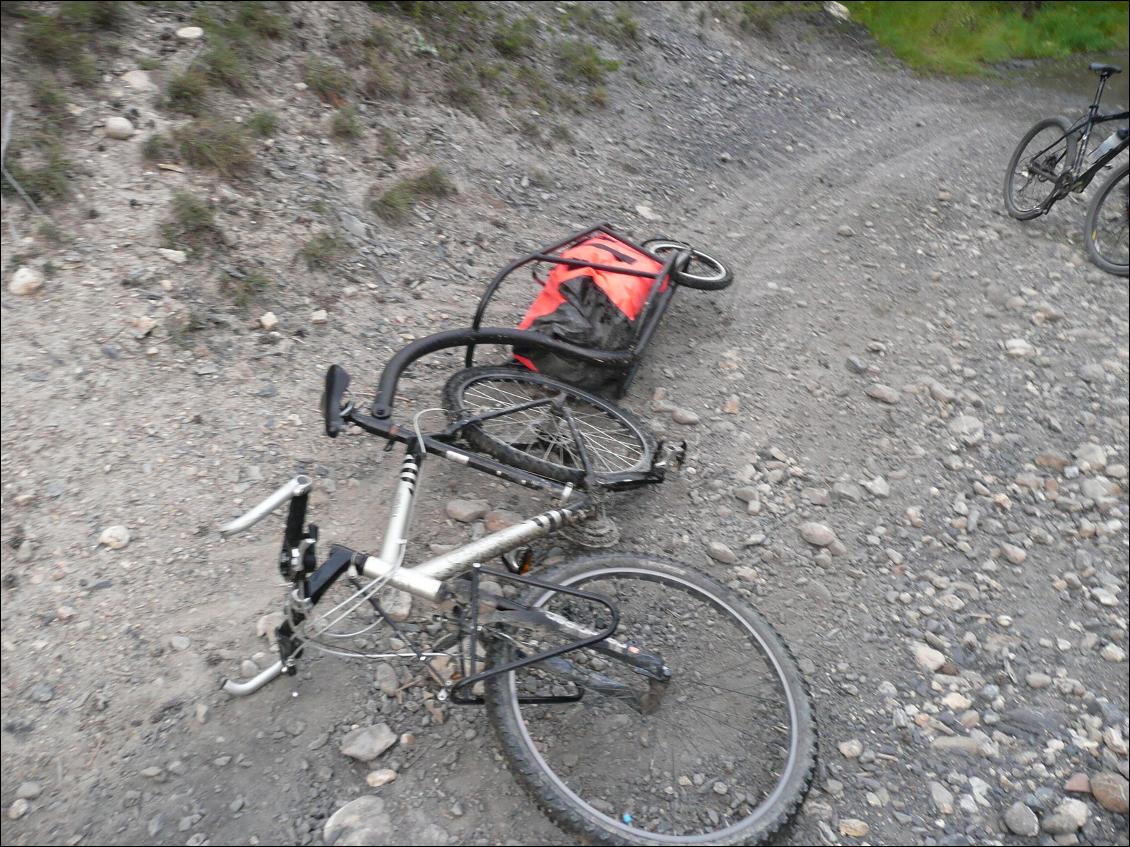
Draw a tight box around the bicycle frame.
[1022,70,1130,210]
[220,336,677,697]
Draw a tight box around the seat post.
[1092,73,1109,114]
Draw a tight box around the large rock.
[324,796,392,846]
[9,266,43,295]
[445,499,489,523]
[340,724,397,762]
[98,525,131,549]
[1042,798,1088,833]
[122,70,157,92]
[948,415,984,446]
[705,540,737,564]
[1003,801,1039,836]
[1091,771,1129,814]
[866,383,900,405]
[104,116,136,140]
[798,522,837,547]
[911,641,945,672]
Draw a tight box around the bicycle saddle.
[1090,62,1122,76]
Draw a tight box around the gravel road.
[2,4,1127,846]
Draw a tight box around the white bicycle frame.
[218,452,593,695]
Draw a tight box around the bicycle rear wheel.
[443,366,657,485]
[1085,162,1129,277]
[485,554,816,846]
[1003,117,1077,220]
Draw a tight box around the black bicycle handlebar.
[369,327,634,420]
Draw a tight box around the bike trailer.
[512,232,666,392]
[465,225,682,396]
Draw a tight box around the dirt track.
[2,4,1127,845]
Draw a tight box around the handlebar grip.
[322,364,351,438]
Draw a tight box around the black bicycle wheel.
[1004,116,1077,220]
[1085,162,1129,277]
[443,366,657,485]
[485,554,816,846]
[643,239,734,291]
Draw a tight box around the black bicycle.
[219,247,816,844]
[1004,62,1129,223]
[1084,159,1129,276]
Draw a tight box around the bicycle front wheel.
[1004,116,1077,220]
[485,554,816,846]
[443,366,656,485]
[1085,162,1129,277]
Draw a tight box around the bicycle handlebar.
[369,328,635,420]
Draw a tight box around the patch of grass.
[331,106,362,139]
[165,70,209,115]
[377,126,402,160]
[162,191,217,246]
[362,59,407,99]
[220,267,271,310]
[142,133,177,162]
[733,1,819,34]
[370,166,456,224]
[20,3,125,84]
[613,7,640,43]
[202,41,249,92]
[442,63,487,117]
[247,110,279,137]
[1,145,70,205]
[30,73,69,125]
[138,56,161,71]
[22,13,83,68]
[299,232,348,271]
[373,1,489,54]
[844,1,1130,75]
[493,15,537,58]
[556,41,620,85]
[59,1,127,31]
[304,59,351,103]
[174,119,253,178]
[233,1,289,39]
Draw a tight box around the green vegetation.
[299,232,348,271]
[19,3,116,85]
[845,1,1130,75]
[557,41,620,85]
[493,16,538,58]
[220,268,271,310]
[247,110,279,137]
[733,1,820,34]
[370,167,456,224]
[165,70,209,115]
[1,144,70,205]
[141,133,177,162]
[29,74,69,127]
[332,106,362,139]
[174,119,253,178]
[162,191,218,246]
[304,59,351,103]
[365,2,624,118]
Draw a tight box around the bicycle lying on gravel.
[218,237,816,845]
[1004,62,1129,274]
